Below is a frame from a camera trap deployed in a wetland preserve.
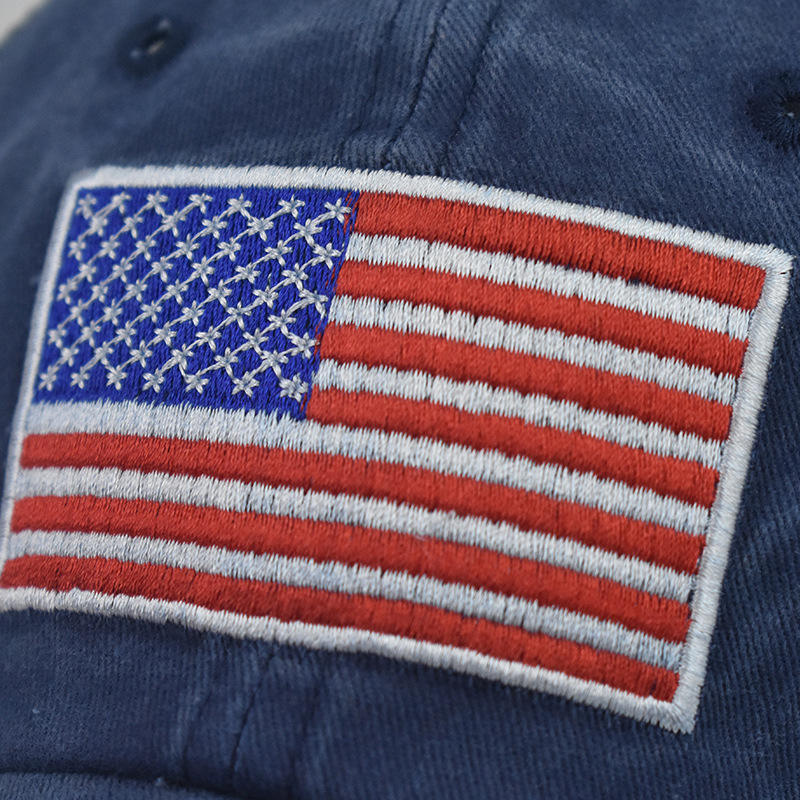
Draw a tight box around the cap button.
[118,15,188,77]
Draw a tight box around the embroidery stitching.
[38,187,351,413]
[0,164,792,734]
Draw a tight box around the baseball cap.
[0,1,797,797]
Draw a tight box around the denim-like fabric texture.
[0,1,798,797]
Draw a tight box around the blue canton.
[35,185,355,418]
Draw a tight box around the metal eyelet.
[748,71,800,150]
[118,15,188,78]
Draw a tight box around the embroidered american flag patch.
[0,165,791,732]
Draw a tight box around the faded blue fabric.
[0,0,799,798]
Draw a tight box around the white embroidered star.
[298,287,328,316]
[122,277,148,302]
[253,286,278,307]
[189,193,212,213]
[67,239,87,259]
[278,197,305,218]
[140,300,162,322]
[234,263,260,284]
[263,241,292,266]
[88,283,109,303]
[77,261,97,281]
[131,236,157,261]
[232,372,259,397]
[38,364,60,391]
[214,347,238,373]
[98,239,119,259]
[110,192,130,211]
[227,195,252,215]
[286,332,317,358]
[70,368,90,389]
[86,214,109,238]
[153,325,175,346]
[110,260,133,281]
[56,281,77,303]
[94,340,116,361]
[323,198,350,223]
[164,283,185,303]
[293,218,322,243]
[176,236,199,259]
[145,192,168,213]
[169,344,193,370]
[267,309,295,335]
[76,195,97,219]
[59,344,80,366]
[260,349,288,371]
[201,216,228,239]
[161,210,184,237]
[242,329,269,348]
[279,374,307,401]
[195,327,221,351]
[129,340,152,367]
[227,301,250,328]
[80,319,102,341]
[179,301,204,326]
[184,372,209,394]
[151,257,173,282]
[142,371,164,392]
[121,216,139,237]
[216,239,241,261]
[311,241,341,268]
[105,364,127,390]
[282,263,309,287]
[245,216,274,240]
[100,302,124,325]
[190,257,215,281]
[206,283,232,303]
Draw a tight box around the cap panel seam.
[438,0,504,175]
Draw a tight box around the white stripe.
[16,465,694,602]
[327,295,738,405]
[347,233,753,341]
[315,360,722,469]
[7,530,684,670]
[24,401,710,534]
[0,587,681,730]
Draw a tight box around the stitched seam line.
[438,0,504,174]
[180,647,232,784]
[227,650,277,788]
[380,0,452,168]
[334,0,404,165]
[285,666,327,797]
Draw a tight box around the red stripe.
[335,259,747,376]
[0,554,679,700]
[20,433,705,574]
[354,192,765,310]
[319,323,732,441]
[306,387,718,507]
[11,495,691,641]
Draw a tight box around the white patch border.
[0,164,793,734]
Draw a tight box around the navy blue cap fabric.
[0,1,799,797]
